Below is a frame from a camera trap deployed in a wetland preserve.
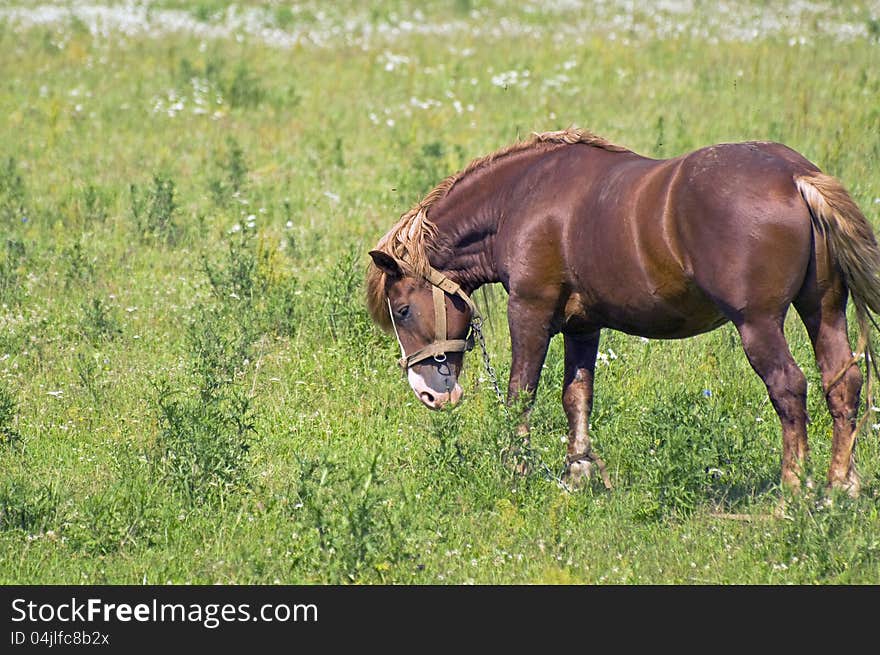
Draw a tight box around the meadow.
[1,0,880,584]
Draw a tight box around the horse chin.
[407,366,463,410]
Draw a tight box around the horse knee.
[562,378,590,413]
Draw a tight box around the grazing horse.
[366,128,880,494]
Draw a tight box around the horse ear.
[369,250,403,278]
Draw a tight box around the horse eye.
[397,305,410,319]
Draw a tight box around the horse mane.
[366,127,629,331]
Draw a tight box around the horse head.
[369,250,476,410]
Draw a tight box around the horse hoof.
[502,447,531,476]
[773,497,789,520]
[561,459,593,492]
[827,476,860,498]
[514,458,530,477]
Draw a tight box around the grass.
[1,0,879,584]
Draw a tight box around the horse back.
[553,141,819,335]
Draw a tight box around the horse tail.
[797,172,880,314]
[796,171,880,420]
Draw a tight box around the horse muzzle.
[407,364,463,410]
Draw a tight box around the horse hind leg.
[735,317,810,491]
[794,277,862,496]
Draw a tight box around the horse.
[366,127,880,494]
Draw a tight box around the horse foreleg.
[505,301,552,475]
[561,331,607,490]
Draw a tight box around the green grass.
[1,0,880,584]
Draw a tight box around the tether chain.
[470,317,505,408]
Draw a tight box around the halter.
[386,259,480,370]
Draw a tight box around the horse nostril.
[420,391,436,405]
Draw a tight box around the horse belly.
[607,300,728,339]
[564,285,727,339]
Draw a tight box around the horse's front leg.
[561,331,611,490]
[505,300,552,475]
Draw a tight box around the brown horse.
[367,128,880,494]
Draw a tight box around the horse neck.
[426,148,543,290]
[426,211,498,292]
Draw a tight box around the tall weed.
[130,175,179,244]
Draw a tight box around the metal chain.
[470,317,567,487]
[470,317,506,409]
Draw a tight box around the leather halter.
[386,259,480,370]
